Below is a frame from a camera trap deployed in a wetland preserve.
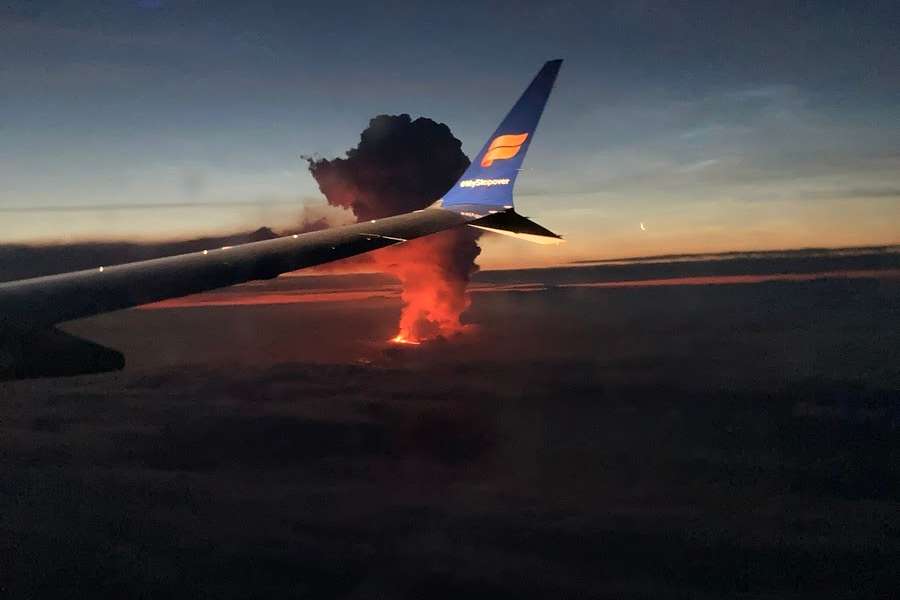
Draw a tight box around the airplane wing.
[0,59,563,380]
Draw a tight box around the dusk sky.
[2,0,898,267]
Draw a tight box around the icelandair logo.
[459,178,511,188]
[480,132,529,167]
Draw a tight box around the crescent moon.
[640,222,646,231]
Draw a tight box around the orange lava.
[390,334,421,345]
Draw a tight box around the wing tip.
[467,210,564,245]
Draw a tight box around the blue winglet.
[441,59,562,217]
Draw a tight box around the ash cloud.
[306,114,469,221]
[306,114,482,341]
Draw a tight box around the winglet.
[441,59,562,216]
[468,210,564,245]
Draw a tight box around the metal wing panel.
[0,208,467,328]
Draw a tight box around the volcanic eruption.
[306,114,481,343]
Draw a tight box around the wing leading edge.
[0,208,467,329]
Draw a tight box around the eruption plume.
[306,114,481,343]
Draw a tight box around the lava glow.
[372,228,481,344]
[305,114,480,346]
[390,334,421,345]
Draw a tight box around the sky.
[1,0,898,267]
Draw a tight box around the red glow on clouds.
[139,268,900,312]
[371,228,481,344]
[304,114,478,346]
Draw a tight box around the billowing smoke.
[375,229,482,341]
[306,114,481,342]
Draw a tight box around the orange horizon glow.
[139,268,900,311]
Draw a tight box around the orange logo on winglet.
[481,133,529,167]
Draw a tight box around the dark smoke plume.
[306,114,482,341]
[306,114,469,220]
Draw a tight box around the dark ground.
[1,266,898,598]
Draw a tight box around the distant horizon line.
[567,244,900,268]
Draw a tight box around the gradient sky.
[2,0,898,267]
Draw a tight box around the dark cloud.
[307,114,482,342]
[2,273,899,597]
[306,114,468,221]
